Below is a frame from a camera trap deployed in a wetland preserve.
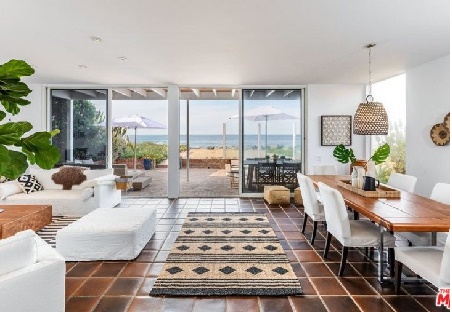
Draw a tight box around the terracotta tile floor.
[64,198,446,312]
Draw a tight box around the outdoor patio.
[121,168,239,197]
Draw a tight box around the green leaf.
[0,122,32,145]
[34,145,61,169]
[333,144,354,163]
[0,60,34,79]
[0,111,6,121]
[0,81,31,96]
[0,145,10,173]
[50,129,60,137]
[371,143,391,165]
[1,150,28,179]
[20,131,52,151]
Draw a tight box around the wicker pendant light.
[353,44,388,135]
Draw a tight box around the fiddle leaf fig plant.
[333,143,390,166]
[0,59,60,179]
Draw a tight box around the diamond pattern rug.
[149,212,302,296]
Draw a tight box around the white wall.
[406,55,450,196]
[306,84,366,175]
[7,84,46,133]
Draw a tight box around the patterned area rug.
[36,216,79,248]
[150,212,303,296]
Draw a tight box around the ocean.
[130,134,301,149]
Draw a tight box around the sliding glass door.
[241,89,303,194]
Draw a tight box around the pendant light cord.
[366,43,375,103]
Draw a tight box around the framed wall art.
[321,115,352,146]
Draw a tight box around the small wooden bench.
[132,176,152,191]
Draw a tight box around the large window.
[50,89,108,168]
[370,74,406,182]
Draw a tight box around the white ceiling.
[1,0,449,85]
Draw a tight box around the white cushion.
[73,174,117,190]
[6,188,93,201]
[345,220,396,247]
[0,181,24,200]
[84,169,114,180]
[28,168,62,190]
[82,159,95,165]
[395,246,445,287]
[56,207,157,260]
[0,230,37,276]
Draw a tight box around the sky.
[111,98,302,136]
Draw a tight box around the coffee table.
[0,205,52,239]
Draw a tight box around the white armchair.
[0,230,65,312]
[399,183,450,246]
[387,173,417,192]
[297,173,325,244]
[395,231,450,293]
[318,182,396,276]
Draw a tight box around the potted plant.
[0,60,60,178]
[333,143,390,173]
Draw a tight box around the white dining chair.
[399,183,450,246]
[297,173,325,244]
[395,231,450,293]
[313,164,337,175]
[387,173,417,192]
[318,182,396,276]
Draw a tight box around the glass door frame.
[238,87,306,197]
[45,84,306,199]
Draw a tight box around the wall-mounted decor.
[430,112,450,146]
[321,115,352,146]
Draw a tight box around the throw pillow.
[52,166,87,190]
[29,167,62,190]
[17,175,44,194]
[0,230,37,276]
[0,180,24,200]
[84,168,114,180]
[0,176,11,183]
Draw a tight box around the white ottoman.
[56,208,156,261]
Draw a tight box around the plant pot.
[350,159,367,174]
[143,159,152,170]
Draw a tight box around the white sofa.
[0,230,65,312]
[0,167,121,217]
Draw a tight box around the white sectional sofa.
[0,230,65,312]
[0,167,121,217]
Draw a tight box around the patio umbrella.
[112,114,166,171]
[230,106,296,155]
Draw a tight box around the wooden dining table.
[308,175,450,283]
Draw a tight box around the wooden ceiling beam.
[192,88,200,97]
[151,88,167,98]
[132,88,148,97]
[113,88,132,97]
[265,90,275,97]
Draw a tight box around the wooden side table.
[115,176,134,191]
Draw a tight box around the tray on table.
[337,179,401,198]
